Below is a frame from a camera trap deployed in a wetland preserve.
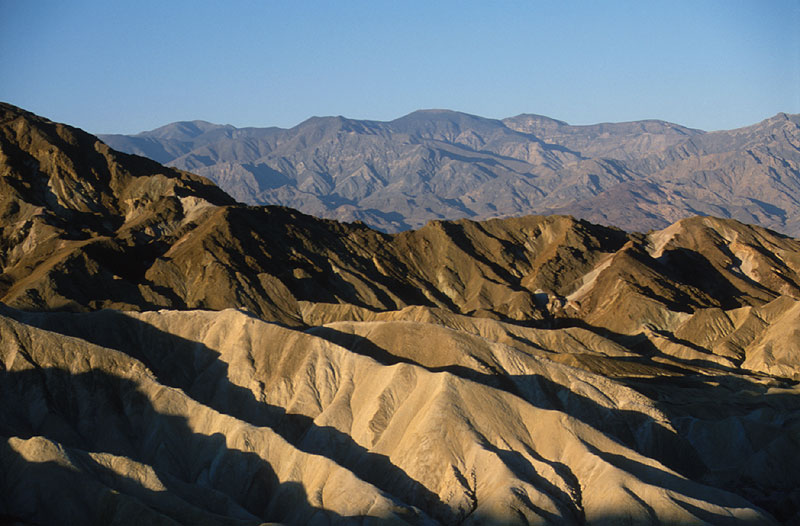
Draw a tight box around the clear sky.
[1,0,798,134]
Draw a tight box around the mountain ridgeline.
[3,102,800,525]
[100,109,800,236]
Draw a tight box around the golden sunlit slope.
[2,307,789,525]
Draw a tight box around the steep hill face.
[0,103,241,316]
[3,103,800,524]
[100,110,800,236]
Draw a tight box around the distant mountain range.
[100,110,800,235]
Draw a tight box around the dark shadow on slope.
[580,440,774,525]
[653,247,775,308]
[307,327,703,478]
[0,141,123,236]
[422,133,579,166]
[1,309,451,523]
[580,324,735,371]
[475,438,586,524]
[551,316,800,380]
[614,372,800,523]
[238,163,293,192]
[307,325,798,522]
[222,206,435,312]
[307,324,526,395]
[3,307,790,523]
[437,221,526,290]
[0,367,405,525]
[544,316,800,522]
[747,198,788,221]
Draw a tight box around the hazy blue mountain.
[100,110,800,235]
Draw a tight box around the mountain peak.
[504,113,570,126]
[401,108,464,117]
[139,120,232,140]
[393,108,494,123]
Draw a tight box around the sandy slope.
[3,306,796,524]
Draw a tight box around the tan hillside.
[2,307,791,525]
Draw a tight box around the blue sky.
[1,1,798,134]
